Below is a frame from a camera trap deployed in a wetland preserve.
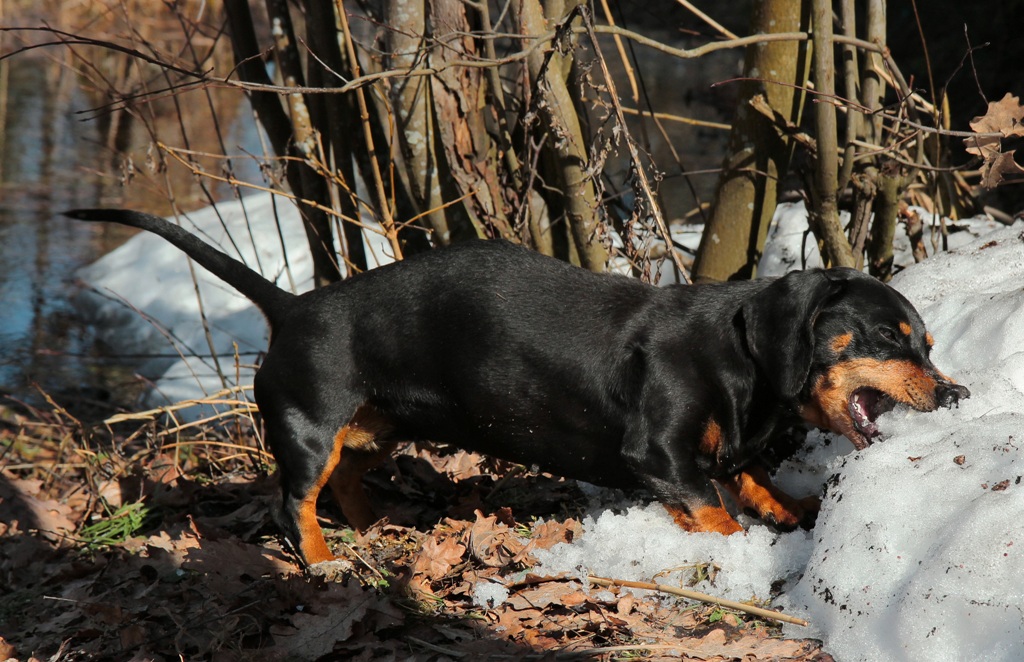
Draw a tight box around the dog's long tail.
[65,209,294,322]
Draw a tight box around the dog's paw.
[760,494,820,532]
[306,558,354,582]
[797,495,821,530]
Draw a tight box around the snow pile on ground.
[537,223,1024,661]
[758,200,1011,277]
[533,503,816,601]
[778,226,1024,660]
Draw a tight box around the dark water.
[0,57,121,405]
[0,55,262,408]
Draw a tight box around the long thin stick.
[587,575,809,627]
[334,0,403,261]
[582,9,690,283]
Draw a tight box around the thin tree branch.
[587,576,809,626]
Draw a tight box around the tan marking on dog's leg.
[721,466,817,530]
[326,405,396,532]
[296,429,346,564]
[341,405,394,451]
[664,485,743,536]
[327,441,396,532]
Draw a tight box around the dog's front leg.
[720,465,820,531]
[622,418,743,536]
[662,492,744,535]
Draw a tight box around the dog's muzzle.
[936,381,970,409]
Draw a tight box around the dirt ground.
[0,395,832,661]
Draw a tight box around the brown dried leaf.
[522,628,561,649]
[968,93,1024,138]
[413,535,467,580]
[561,590,590,607]
[268,582,402,658]
[0,476,76,541]
[506,581,581,611]
[493,608,529,640]
[964,93,1024,188]
[181,537,294,583]
[694,628,820,660]
[985,150,1024,188]
[616,593,636,616]
[529,518,583,550]
[963,132,1001,159]
[468,511,524,568]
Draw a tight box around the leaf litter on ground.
[0,398,831,660]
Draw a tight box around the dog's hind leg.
[264,402,397,564]
[266,413,349,564]
[326,405,397,532]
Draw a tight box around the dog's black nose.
[936,382,970,408]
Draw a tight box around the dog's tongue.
[850,388,882,438]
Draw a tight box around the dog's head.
[742,268,970,450]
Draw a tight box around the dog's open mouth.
[848,387,896,446]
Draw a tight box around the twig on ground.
[587,575,809,627]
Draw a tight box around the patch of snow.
[534,504,815,603]
[538,225,1024,661]
[472,580,511,608]
[758,201,825,275]
[778,226,1024,660]
[758,200,1015,277]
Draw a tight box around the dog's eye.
[878,326,899,343]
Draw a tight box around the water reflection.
[0,56,116,405]
[0,53,260,408]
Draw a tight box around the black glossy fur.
[65,209,969,564]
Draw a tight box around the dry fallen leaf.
[506,581,581,611]
[467,511,524,567]
[0,475,77,541]
[964,93,1024,188]
[413,534,467,580]
[693,627,820,660]
[529,518,583,550]
[967,93,1024,137]
[267,582,403,658]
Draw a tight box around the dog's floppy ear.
[741,269,849,401]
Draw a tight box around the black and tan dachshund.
[66,209,969,565]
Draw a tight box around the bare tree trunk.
[861,0,899,277]
[809,0,856,268]
[336,0,405,260]
[867,161,902,280]
[516,0,608,271]
[428,0,512,241]
[861,0,887,146]
[385,0,456,244]
[304,0,367,274]
[691,0,808,281]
